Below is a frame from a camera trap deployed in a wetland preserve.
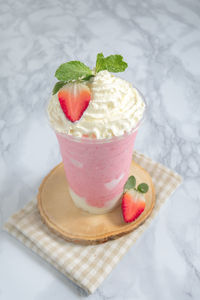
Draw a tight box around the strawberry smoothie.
[48,55,146,214]
[56,130,138,214]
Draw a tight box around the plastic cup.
[56,130,139,214]
[54,96,145,214]
[49,87,146,215]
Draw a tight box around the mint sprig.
[137,183,149,194]
[123,176,149,194]
[95,53,128,73]
[52,53,128,94]
[55,61,93,82]
[124,176,136,192]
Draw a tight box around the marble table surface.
[0,0,200,299]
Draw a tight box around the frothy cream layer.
[48,71,145,139]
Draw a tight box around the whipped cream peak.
[48,71,145,139]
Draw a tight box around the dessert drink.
[56,130,138,214]
[48,53,145,214]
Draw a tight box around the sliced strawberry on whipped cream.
[58,83,91,122]
[122,189,146,223]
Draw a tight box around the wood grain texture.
[37,160,155,245]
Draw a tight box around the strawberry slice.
[122,189,146,223]
[58,83,91,122]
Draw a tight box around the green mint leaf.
[55,61,92,81]
[124,176,136,192]
[137,183,149,194]
[96,53,105,73]
[95,53,128,73]
[52,81,67,95]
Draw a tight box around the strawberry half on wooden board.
[122,190,146,223]
[58,83,91,122]
[122,176,149,223]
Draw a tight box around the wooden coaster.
[37,160,155,245]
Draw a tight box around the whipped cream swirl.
[47,71,145,139]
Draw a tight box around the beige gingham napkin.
[4,151,182,294]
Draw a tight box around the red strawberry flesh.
[122,190,145,223]
[58,84,91,122]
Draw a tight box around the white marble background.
[0,0,200,299]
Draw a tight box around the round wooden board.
[37,160,155,245]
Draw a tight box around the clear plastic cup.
[54,94,146,214]
[56,130,138,214]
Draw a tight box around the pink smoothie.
[56,130,138,213]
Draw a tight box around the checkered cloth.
[4,151,182,294]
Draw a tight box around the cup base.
[69,187,121,215]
